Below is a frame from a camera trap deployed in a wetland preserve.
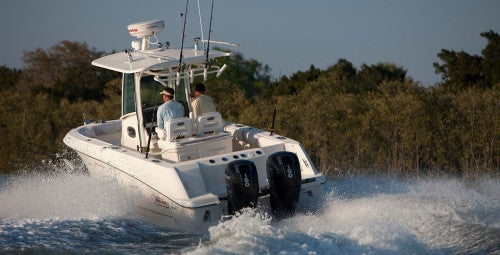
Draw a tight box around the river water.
[0,162,498,254]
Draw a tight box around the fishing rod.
[145,107,157,159]
[205,0,214,69]
[179,0,189,73]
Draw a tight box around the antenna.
[200,39,241,47]
[197,0,204,45]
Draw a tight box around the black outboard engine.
[225,160,259,214]
[266,151,302,217]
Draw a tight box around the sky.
[0,0,499,86]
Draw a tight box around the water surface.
[0,168,498,254]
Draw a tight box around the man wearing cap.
[190,83,216,120]
[157,87,185,129]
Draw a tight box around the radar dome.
[127,20,165,38]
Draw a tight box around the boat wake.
[0,173,133,220]
[189,176,499,255]
[0,164,203,254]
[0,162,498,254]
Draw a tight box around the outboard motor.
[225,160,259,214]
[266,151,302,217]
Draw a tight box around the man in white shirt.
[190,83,216,120]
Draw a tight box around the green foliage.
[0,65,21,91]
[354,63,407,94]
[18,40,119,101]
[274,65,323,95]
[0,31,498,177]
[433,30,499,91]
[481,30,500,85]
[210,53,272,100]
[433,49,484,90]
[204,53,273,122]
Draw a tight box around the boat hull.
[63,120,326,233]
[76,152,224,232]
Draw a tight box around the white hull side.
[77,152,223,233]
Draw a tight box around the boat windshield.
[140,75,164,127]
[123,73,135,116]
[141,75,164,108]
[140,74,191,128]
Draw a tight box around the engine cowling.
[266,151,302,217]
[225,160,259,214]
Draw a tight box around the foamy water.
[188,177,499,255]
[0,174,133,220]
[0,169,498,254]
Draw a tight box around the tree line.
[0,31,498,177]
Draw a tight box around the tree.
[433,30,499,91]
[18,40,119,101]
[355,63,407,93]
[0,65,21,91]
[274,65,323,96]
[212,53,272,100]
[481,30,500,85]
[433,49,484,90]
[326,59,357,82]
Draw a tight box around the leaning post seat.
[157,113,232,162]
[163,117,194,142]
[196,112,224,137]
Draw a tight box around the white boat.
[63,18,326,233]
